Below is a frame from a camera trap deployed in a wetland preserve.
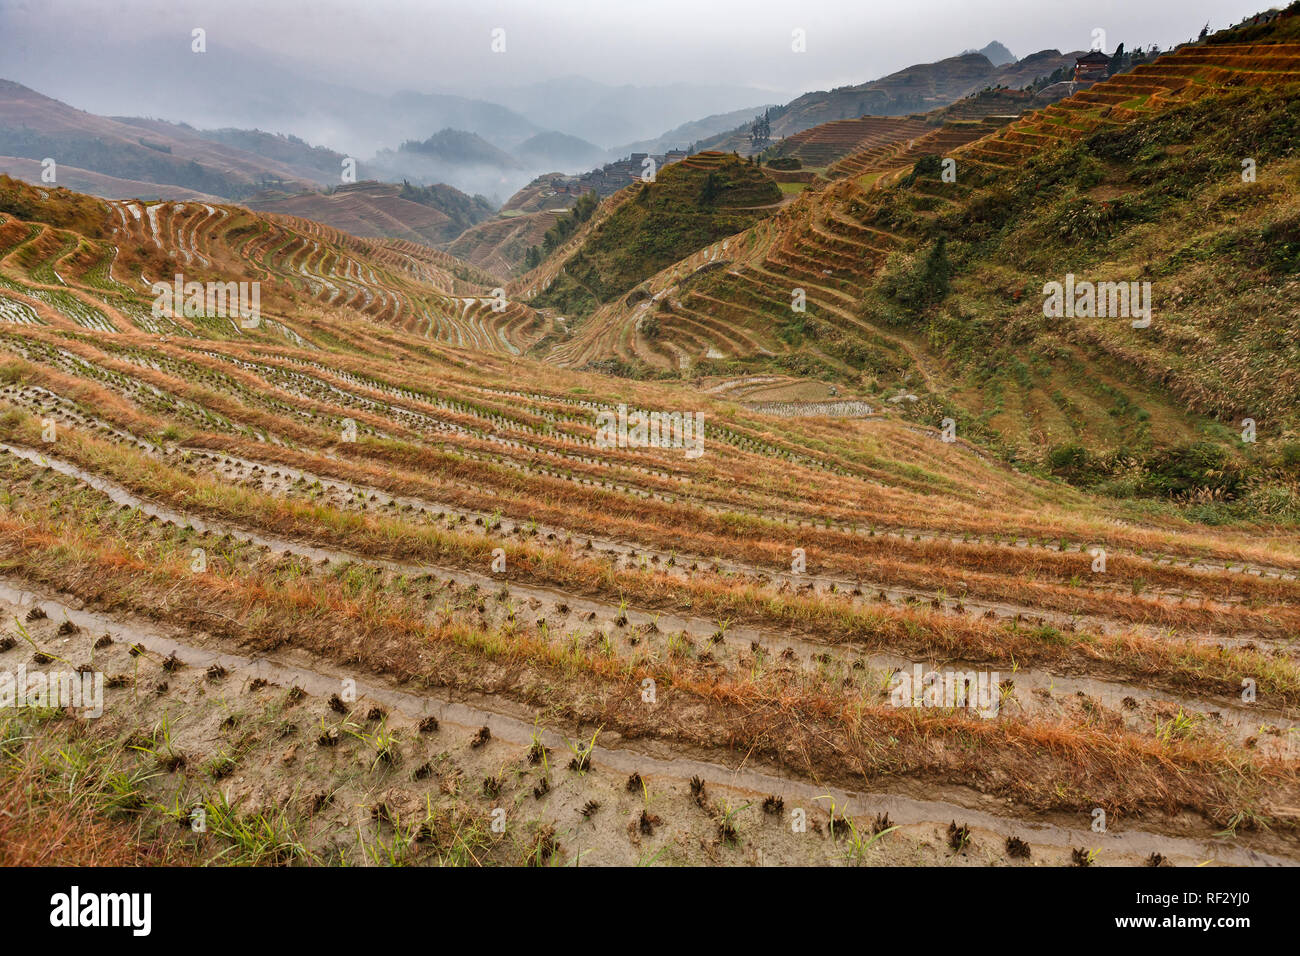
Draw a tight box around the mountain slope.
[444,207,570,278]
[473,76,777,148]
[0,156,226,202]
[370,128,531,199]
[0,173,543,354]
[702,50,1081,155]
[546,38,1300,519]
[512,131,606,171]
[528,153,784,318]
[396,129,525,169]
[963,41,1017,66]
[0,163,1297,867]
[149,123,346,183]
[611,104,782,158]
[245,180,494,246]
[0,80,324,198]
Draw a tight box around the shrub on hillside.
[0,177,109,237]
[899,154,944,189]
[581,357,666,380]
[772,353,839,379]
[959,187,1016,232]
[1073,156,1106,190]
[880,237,952,312]
[699,171,722,206]
[1141,442,1245,499]
[1262,211,1300,274]
[0,191,36,221]
[1051,198,1122,240]
[914,154,943,176]
[1047,444,1096,482]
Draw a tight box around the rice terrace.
[0,0,1297,901]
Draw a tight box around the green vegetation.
[1208,1,1300,44]
[397,180,495,234]
[848,86,1300,514]
[532,156,781,316]
[879,236,952,313]
[524,191,599,269]
[0,176,111,238]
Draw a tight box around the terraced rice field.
[1,32,1298,872]
[549,179,915,371]
[5,199,553,356]
[774,116,933,169]
[958,43,1300,170]
[553,41,1300,387]
[0,264,1297,865]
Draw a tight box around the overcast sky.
[0,0,1277,99]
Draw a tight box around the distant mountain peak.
[398,128,523,169]
[961,41,1016,65]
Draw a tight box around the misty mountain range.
[0,32,775,193]
[0,31,1067,212]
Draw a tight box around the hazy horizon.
[0,0,1283,197]
[0,0,1276,120]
